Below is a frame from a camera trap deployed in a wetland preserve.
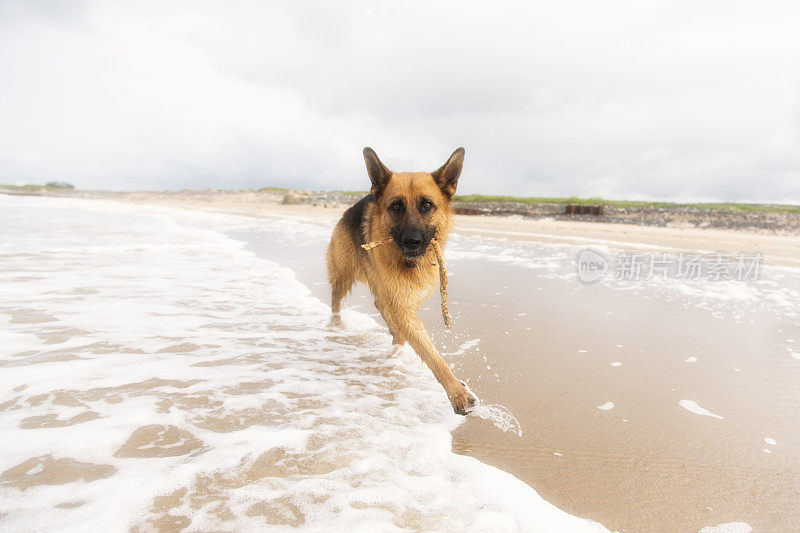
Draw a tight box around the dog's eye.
[389,201,404,213]
[420,200,433,211]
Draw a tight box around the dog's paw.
[328,314,343,329]
[448,381,477,415]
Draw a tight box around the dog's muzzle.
[395,227,433,259]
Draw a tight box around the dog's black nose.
[402,229,423,248]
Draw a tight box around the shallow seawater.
[0,196,605,532]
[216,201,800,531]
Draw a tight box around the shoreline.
[5,188,797,267]
[5,193,799,531]
[1,195,610,531]
[4,186,800,236]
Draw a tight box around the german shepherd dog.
[327,147,476,414]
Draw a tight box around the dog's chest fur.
[357,199,443,306]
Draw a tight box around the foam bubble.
[679,400,724,419]
[446,338,481,357]
[699,522,753,533]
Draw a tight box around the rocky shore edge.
[3,186,799,235]
[248,189,800,235]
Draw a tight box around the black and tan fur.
[326,147,476,414]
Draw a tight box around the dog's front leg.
[375,298,406,350]
[390,306,475,415]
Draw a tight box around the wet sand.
[206,200,800,532]
[440,264,800,532]
[86,189,800,268]
[8,192,799,531]
[2,196,610,532]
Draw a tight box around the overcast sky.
[2,1,799,202]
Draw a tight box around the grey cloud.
[1,0,799,203]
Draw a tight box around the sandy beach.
[55,188,800,266]
[2,192,799,532]
[5,1,800,531]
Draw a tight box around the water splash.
[468,403,524,437]
[460,382,523,436]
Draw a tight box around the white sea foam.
[699,522,753,533]
[679,400,724,420]
[446,338,481,356]
[764,437,777,446]
[596,402,614,411]
[0,196,606,532]
[446,232,800,323]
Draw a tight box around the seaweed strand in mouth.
[361,236,452,330]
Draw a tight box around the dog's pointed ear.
[432,147,465,198]
[363,147,392,197]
